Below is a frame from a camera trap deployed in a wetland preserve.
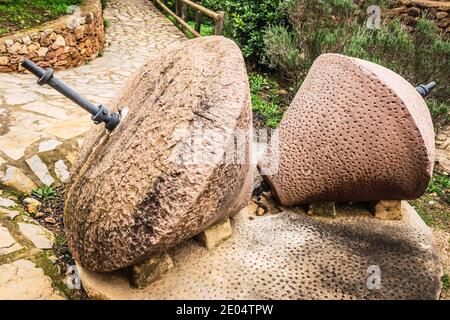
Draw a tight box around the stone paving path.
[0,0,184,299]
[0,0,185,193]
[0,190,66,299]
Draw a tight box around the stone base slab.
[77,202,442,300]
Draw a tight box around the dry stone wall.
[0,0,105,73]
[386,0,450,34]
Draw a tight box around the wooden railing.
[153,0,225,37]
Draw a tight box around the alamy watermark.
[366,5,382,30]
[168,122,282,175]
[366,265,382,290]
[66,264,81,290]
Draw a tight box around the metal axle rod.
[21,59,120,132]
[416,81,436,98]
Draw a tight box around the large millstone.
[258,54,435,206]
[64,36,253,272]
[77,202,442,299]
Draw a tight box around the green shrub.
[187,21,214,37]
[263,0,357,86]
[263,25,302,83]
[101,0,107,10]
[202,0,287,61]
[263,0,449,120]
[345,18,450,103]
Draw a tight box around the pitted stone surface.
[259,54,435,206]
[65,36,253,272]
[0,0,186,190]
[78,202,442,300]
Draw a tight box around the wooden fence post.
[181,2,188,22]
[154,0,221,38]
[195,1,203,33]
[176,0,182,17]
[214,11,225,35]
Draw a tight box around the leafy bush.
[202,0,287,61]
[345,18,450,103]
[263,0,450,122]
[264,0,357,85]
[263,25,302,83]
[187,21,214,37]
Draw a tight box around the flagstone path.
[0,0,184,300]
[0,0,185,193]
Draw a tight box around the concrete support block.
[307,202,336,216]
[130,252,174,289]
[373,200,403,220]
[196,218,232,250]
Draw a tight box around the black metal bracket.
[21,59,121,132]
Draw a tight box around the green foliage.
[263,0,357,86]
[249,73,285,128]
[428,174,450,204]
[249,73,269,92]
[101,0,107,10]
[427,99,450,128]
[54,233,67,247]
[262,0,449,119]
[32,186,56,200]
[415,205,431,226]
[263,25,301,83]
[187,21,214,38]
[103,17,110,29]
[345,18,450,103]
[0,0,81,35]
[443,274,450,290]
[202,0,287,61]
